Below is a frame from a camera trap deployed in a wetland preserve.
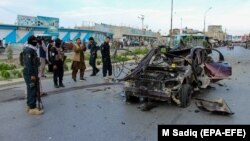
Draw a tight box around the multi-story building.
[206,25,226,41]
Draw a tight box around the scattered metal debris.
[86,87,111,93]
[194,109,200,113]
[207,85,216,90]
[217,83,224,87]
[138,102,158,111]
[195,98,234,115]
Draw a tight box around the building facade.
[0,24,112,45]
[206,25,225,41]
[77,23,158,42]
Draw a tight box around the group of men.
[23,35,112,115]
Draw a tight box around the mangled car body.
[121,47,232,108]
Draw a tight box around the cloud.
[0,0,249,35]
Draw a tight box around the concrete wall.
[0,24,113,45]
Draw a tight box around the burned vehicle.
[121,47,232,108]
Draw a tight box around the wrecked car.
[121,46,232,108]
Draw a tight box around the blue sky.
[0,0,249,35]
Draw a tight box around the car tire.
[125,91,140,103]
[179,84,192,108]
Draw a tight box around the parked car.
[131,41,140,46]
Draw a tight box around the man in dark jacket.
[101,37,112,79]
[47,40,54,72]
[88,37,99,76]
[23,35,44,115]
[50,38,65,88]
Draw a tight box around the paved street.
[0,46,250,141]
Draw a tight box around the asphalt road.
[0,46,250,141]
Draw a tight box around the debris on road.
[195,98,234,115]
[138,102,158,111]
[86,87,111,93]
[207,85,216,90]
[194,109,200,113]
[217,83,224,87]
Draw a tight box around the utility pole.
[180,17,183,34]
[203,7,212,34]
[225,28,227,41]
[170,0,173,35]
[138,15,145,30]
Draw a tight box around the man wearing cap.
[23,35,44,115]
[88,37,100,76]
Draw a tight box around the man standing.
[38,39,47,78]
[88,37,99,76]
[72,38,86,82]
[23,35,44,115]
[51,38,65,88]
[36,39,48,97]
[101,37,112,80]
[48,40,54,72]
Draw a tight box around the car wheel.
[179,84,192,108]
[125,91,140,103]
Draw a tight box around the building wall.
[0,24,112,45]
[207,25,225,41]
[0,29,13,41]
[208,25,223,32]
[93,23,158,39]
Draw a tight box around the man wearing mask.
[101,37,112,80]
[47,40,54,72]
[72,38,86,82]
[23,35,44,115]
[88,37,99,76]
[51,38,65,88]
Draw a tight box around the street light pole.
[180,17,183,34]
[203,7,212,34]
[138,15,145,30]
[170,0,173,35]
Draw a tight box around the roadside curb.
[0,68,91,88]
[0,61,136,88]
